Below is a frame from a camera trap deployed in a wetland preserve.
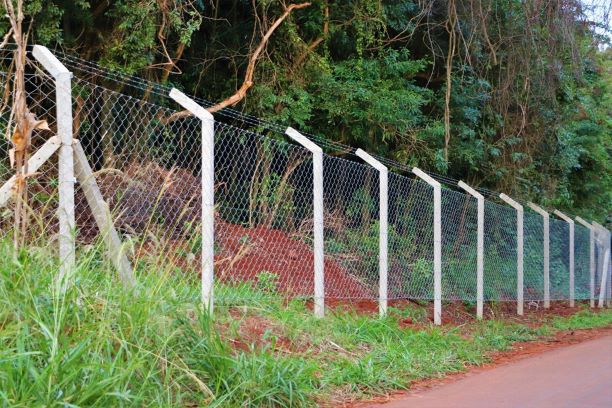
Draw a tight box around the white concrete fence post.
[599,248,610,308]
[169,89,215,313]
[32,45,75,286]
[603,224,612,308]
[609,238,612,308]
[413,167,442,325]
[355,149,388,318]
[575,217,595,307]
[592,222,610,308]
[528,203,550,308]
[286,128,325,318]
[458,181,484,319]
[499,194,524,315]
[554,210,575,307]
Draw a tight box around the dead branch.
[163,2,311,123]
[2,0,49,250]
[0,27,13,49]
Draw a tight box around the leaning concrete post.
[286,128,325,317]
[554,210,575,306]
[413,167,442,325]
[499,194,524,315]
[355,149,388,317]
[0,137,61,208]
[458,181,484,319]
[576,217,595,307]
[169,89,215,313]
[32,45,75,285]
[528,203,550,308]
[73,141,135,287]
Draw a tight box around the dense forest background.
[1,0,611,221]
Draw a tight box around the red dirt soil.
[221,311,297,354]
[215,220,373,298]
[82,160,373,298]
[313,298,592,326]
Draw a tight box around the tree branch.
[163,2,311,123]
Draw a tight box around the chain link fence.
[0,47,609,315]
[0,60,60,245]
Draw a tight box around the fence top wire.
[33,47,503,196]
[0,45,587,221]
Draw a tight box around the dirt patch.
[215,220,373,298]
[308,299,591,328]
[348,326,612,407]
[441,300,587,326]
[228,313,293,353]
[217,308,313,356]
[74,160,373,299]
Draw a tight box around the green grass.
[1,240,611,406]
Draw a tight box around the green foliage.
[0,0,610,221]
[551,309,612,330]
[311,49,432,148]
[256,271,280,293]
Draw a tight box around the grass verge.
[1,241,611,406]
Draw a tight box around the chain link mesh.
[0,49,605,309]
[483,201,517,301]
[550,219,570,300]
[0,64,60,245]
[214,123,315,303]
[440,187,478,301]
[574,224,591,300]
[524,212,545,301]
[388,174,434,300]
[323,155,379,299]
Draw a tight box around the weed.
[256,271,280,293]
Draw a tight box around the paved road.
[367,335,612,408]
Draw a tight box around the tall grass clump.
[0,239,317,407]
[1,238,611,406]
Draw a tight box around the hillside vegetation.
[2,0,610,221]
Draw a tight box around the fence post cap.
[169,88,213,121]
[499,193,523,211]
[553,209,574,224]
[527,202,549,216]
[458,180,483,199]
[355,149,387,172]
[412,167,440,187]
[574,216,592,229]
[32,45,71,79]
[285,127,322,153]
